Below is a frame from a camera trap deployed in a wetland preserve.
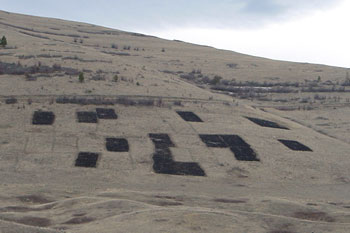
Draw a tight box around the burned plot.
[149,134,206,176]
[199,135,227,148]
[96,108,118,119]
[222,135,260,161]
[199,134,260,162]
[245,117,289,130]
[149,133,175,149]
[106,138,129,152]
[176,111,203,122]
[77,111,98,123]
[278,139,313,152]
[32,111,55,125]
[75,152,100,168]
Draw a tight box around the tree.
[0,36,7,47]
[79,72,84,83]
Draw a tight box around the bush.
[79,72,84,83]
[1,36,7,47]
[113,75,119,82]
[210,75,222,85]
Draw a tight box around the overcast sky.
[2,0,349,67]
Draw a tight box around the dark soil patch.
[75,152,99,168]
[246,117,289,130]
[1,203,55,212]
[147,200,183,206]
[16,216,51,227]
[77,111,98,123]
[96,108,118,119]
[269,231,295,233]
[176,111,203,122]
[0,206,33,212]
[17,195,53,204]
[106,138,129,152]
[293,211,335,222]
[213,198,247,204]
[199,134,259,161]
[278,140,313,151]
[153,195,182,201]
[150,134,205,176]
[149,133,176,149]
[32,111,55,125]
[72,212,87,217]
[64,216,95,224]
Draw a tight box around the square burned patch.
[77,112,98,123]
[32,111,55,125]
[176,111,203,122]
[278,139,313,152]
[106,138,129,152]
[245,117,289,130]
[96,108,118,119]
[75,152,100,168]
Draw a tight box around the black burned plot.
[96,108,118,119]
[75,152,100,168]
[77,111,98,123]
[176,111,203,122]
[149,133,206,176]
[278,139,313,152]
[200,134,260,161]
[106,138,129,152]
[32,111,55,125]
[245,117,289,130]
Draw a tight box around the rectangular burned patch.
[199,134,260,161]
[75,152,100,168]
[199,135,227,148]
[106,138,129,152]
[32,111,55,125]
[222,135,260,161]
[77,112,98,123]
[176,111,203,122]
[245,117,289,130]
[278,139,313,151]
[96,108,118,119]
[149,134,206,176]
[149,133,176,149]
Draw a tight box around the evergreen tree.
[79,72,84,83]
[0,36,7,47]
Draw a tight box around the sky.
[1,0,349,68]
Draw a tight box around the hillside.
[0,11,350,233]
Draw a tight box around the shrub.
[111,44,118,49]
[0,36,7,47]
[210,75,222,85]
[79,72,84,83]
[113,75,119,82]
